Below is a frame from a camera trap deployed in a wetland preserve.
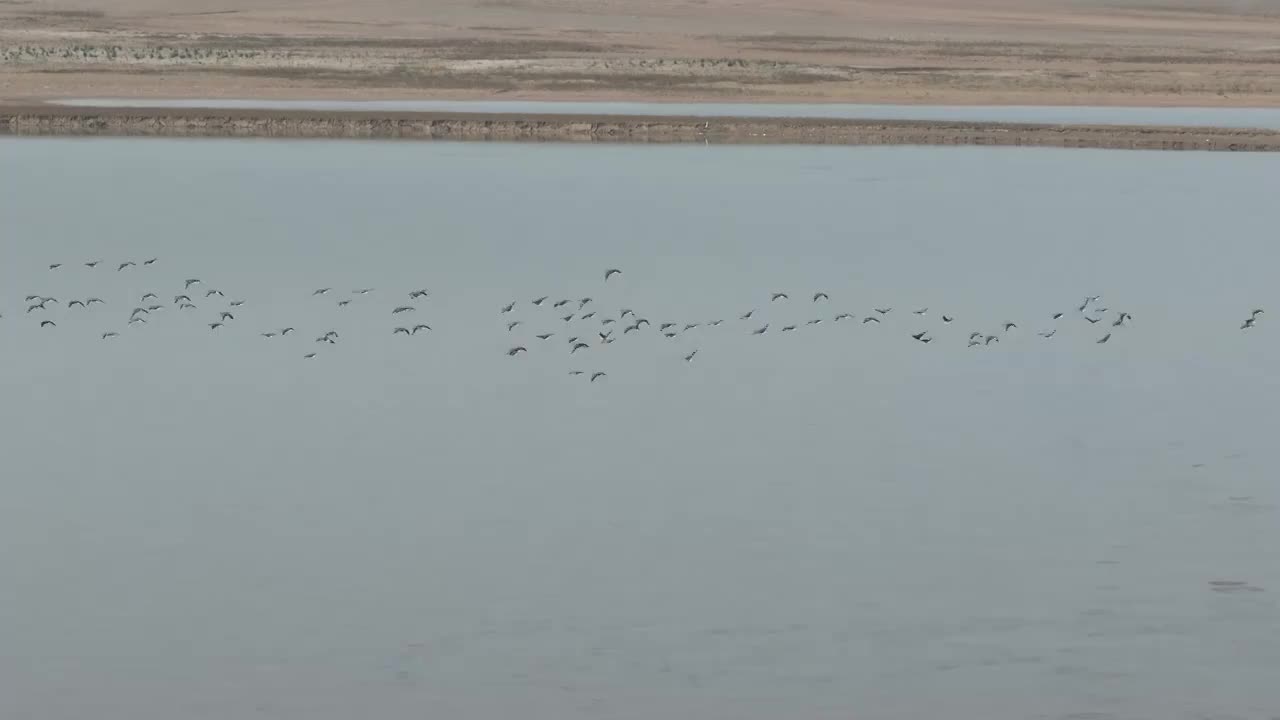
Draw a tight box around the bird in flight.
[393,327,411,335]
[911,331,930,342]
[771,293,789,302]
[579,298,593,309]
[1097,333,1112,344]
[1112,312,1132,327]
[984,335,998,345]
[118,261,136,271]
[807,319,822,326]
[813,292,829,303]
[605,268,622,281]
[507,321,522,331]
[623,324,640,334]
[179,303,196,310]
[392,306,414,314]
[740,310,755,320]
[782,325,797,332]
[663,331,677,338]
[174,294,191,304]
[85,260,100,268]
[1039,329,1056,338]
[508,346,527,356]
[590,372,607,382]
[337,300,350,307]
[1242,318,1257,330]
[1052,312,1064,320]
[185,279,201,288]
[412,325,431,334]
[1078,296,1100,313]
[532,296,548,306]
[536,333,554,340]
[571,342,590,354]
[40,320,55,328]
[581,312,596,321]
[553,299,570,308]
[874,308,891,315]
[353,288,374,295]
[562,314,574,323]
[684,350,698,362]
[660,322,677,332]
[279,328,295,335]
[209,322,223,330]
[684,323,699,331]
[230,300,245,307]
[862,316,880,324]
[709,319,724,326]
[501,302,516,314]
[834,313,854,321]
[206,289,225,298]
[914,308,927,315]
[1003,322,1017,331]
[1084,316,1101,324]
[303,353,317,359]
[261,332,277,338]
[314,288,331,296]
[220,312,234,321]
[941,315,954,323]
[129,317,147,326]
[86,297,103,305]
[569,370,584,376]
[409,289,430,300]
[101,332,118,339]
[68,300,85,309]
[1251,308,1264,318]
[49,263,62,270]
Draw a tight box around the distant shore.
[4,104,1280,151]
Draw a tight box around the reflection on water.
[2,139,1279,720]
[48,98,1280,129]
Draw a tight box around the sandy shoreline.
[5,104,1280,151]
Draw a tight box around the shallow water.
[48,97,1280,129]
[2,139,1279,720]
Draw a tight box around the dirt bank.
[4,105,1280,151]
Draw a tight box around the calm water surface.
[2,139,1279,720]
[49,97,1280,129]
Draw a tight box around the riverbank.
[4,105,1280,151]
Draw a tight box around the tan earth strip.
[3,106,1280,151]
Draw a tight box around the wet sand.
[5,104,1280,150]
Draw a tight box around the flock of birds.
[6,261,1270,381]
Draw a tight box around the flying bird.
[553,299,571,308]
[911,331,930,343]
[807,319,822,326]
[598,331,612,342]
[143,258,158,266]
[601,318,616,326]
[507,321,522,331]
[569,371,584,376]
[771,293,788,302]
[261,332,277,338]
[834,313,853,321]
[353,288,374,295]
[532,296,548,306]
[303,353,317,359]
[129,317,147,326]
[1112,312,1132,327]
[1242,318,1257,330]
[537,333,554,340]
[338,300,351,307]
[409,289,430,299]
[709,319,724,326]
[67,300,85,309]
[914,308,927,315]
[313,288,331,296]
[684,323,699,331]
[663,331,678,338]
[174,294,191,304]
[412,325,431,334]
[623,324,640,334]
[581,312,596,320]
[1251,309,1264,318]
[782,325,797,332]
[862,316,880,324]
[279,328,295,335]
[684,350,698,362]
[813,292,829,302]
[85,260,100,268]
[1085,316,1101,324]
[941,315,954,323]
[740,310,755,320]
[40,320,55,328]
[1039,329,1056,338]
[620,309,634,318]
[209,322,223,330]
[220,312,234,321]
[86,297,103,305]
[101,332,118,339]
[501,302,515,314]
[393,327,410,335]
[229,300,245,307]
[1003,322,1017,331]
[753,324,769,335]
[185,279,201,288]
[562,315,574,323]
[1097,333,1112,344]
[48,263,61,270]
[590,372,607,382]
[508,346,527,356]
[205,289,224,298]
[179,303,196,310]
[660,323,677,331]
[1052,312,1064,320]
[118,262,135,271]
[984,335,998,345]
[874,308,891,315]
[578,298,592,309]
[392,306,414,314]
[605,268,622,281]
[571,342,589,354]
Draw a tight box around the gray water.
[48,97,1280,129]
[2,138,1279,720]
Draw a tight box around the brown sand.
[3,0,1280,107]
[6,105,1280,150]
